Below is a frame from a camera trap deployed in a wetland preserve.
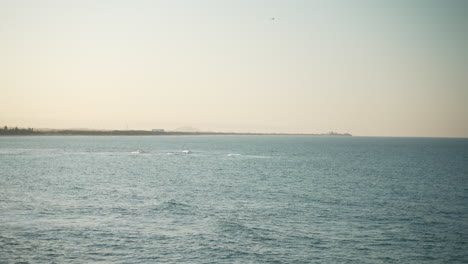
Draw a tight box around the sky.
[1,0,467,137]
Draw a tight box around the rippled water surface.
[1,136,467,263]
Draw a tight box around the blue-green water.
[1,136,467,263]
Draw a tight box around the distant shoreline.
[0,128,352,137]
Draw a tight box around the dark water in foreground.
[1,136,467,263]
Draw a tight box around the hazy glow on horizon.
[1,0,467,137]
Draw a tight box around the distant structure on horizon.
[327,131,352,136]
[152,129,165,132]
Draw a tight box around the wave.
[215,218,279,242]
[150,200,199,216]
[0,148,270,159]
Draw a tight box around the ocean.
[1,136,467,263]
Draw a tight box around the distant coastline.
[0,126,352,137]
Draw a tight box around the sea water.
[1,136,467,263]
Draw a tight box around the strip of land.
[0,127,351,136]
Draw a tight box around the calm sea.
[1,136,467,263]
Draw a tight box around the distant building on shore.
[152,129,165,132]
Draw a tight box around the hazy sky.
[1,0,467,137]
